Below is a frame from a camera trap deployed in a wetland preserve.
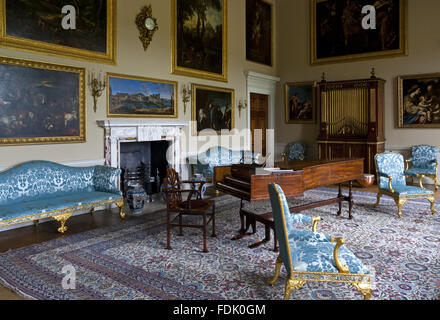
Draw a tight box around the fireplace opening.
[120,141,171,201]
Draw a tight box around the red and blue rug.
[0,188,439,300]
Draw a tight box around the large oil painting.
[311,0,407,65]
[172,0,227,82]
[398,73,440,128]
[285,82,316,124]
[0,0,116,64]
[107,73,178,118]
[0,56,85,146]
[246,0,272,66]
[192,84,234,135]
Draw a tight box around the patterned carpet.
[0,188,439,300]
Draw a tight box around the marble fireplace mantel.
[97,120,188,175]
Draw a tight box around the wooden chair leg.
[202,213,208,253]
[211,203,217,238]
[166,210,172,250]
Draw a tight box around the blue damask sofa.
[0,161,125,233]
[188,147,262,181]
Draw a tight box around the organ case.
[317,74,385,175]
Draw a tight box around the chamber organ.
[317,72,386,175]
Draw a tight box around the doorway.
[250,93,269,156]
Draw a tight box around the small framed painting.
[0,56,86,146]
[192,84,235,135]
[311,0,408,65]
[285,82,317,124]
[246,0,273,66]
[107,73,178,118]
[398,73,440,128]
[0,0,117,65]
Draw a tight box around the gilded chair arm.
[378,172,394,193]
[330,237,350,274]
[405,159,413,171]
[312,217,322,233]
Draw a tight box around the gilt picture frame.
[171,0,228,82]
[0,56,86,146]
[0,0,117,65]
[192,84,234,135]
[107,73,178,119]
[246,0,273,66]
[398,73,440,128]
[311,0,408,65]
[285,81,317,124]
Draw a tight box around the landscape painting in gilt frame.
[398,73,440,128]
[107,73,178,119]
[311,0,407,65]
[285,82,316,124]
[192,84,234,135]
[0,56,86,146]
[246,0,273,66]
[172,0,228,82]
[0,0,116,65]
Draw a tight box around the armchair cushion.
[388,185,434,196]
[289,229,331,243]
[291,240,371,274]
[405,167,437,177]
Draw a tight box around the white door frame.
[245,71,280,162]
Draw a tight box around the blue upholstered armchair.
[375,153,436,218]
[404,145,438,191]
[267,184,372,300]
[281,142,306,162]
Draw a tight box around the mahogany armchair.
[163,169,216,253]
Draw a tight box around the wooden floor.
[0,185,438,300]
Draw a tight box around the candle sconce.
[182,84,192,115]
[88,71,106,113]
[238,99,247,117]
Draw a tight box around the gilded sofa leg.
[428,197,437,215]
[53,212,73,234]
[375,193,382,207]
[353,282,373,300]
[116,201,125,219]
[267,256,283,285]
[395,198,406,218]
[284,279,306,300]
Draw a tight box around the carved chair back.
[163,168,183,210]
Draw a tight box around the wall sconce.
[238,99,247,117]
[88,71,106,113]
[182,84,192,115]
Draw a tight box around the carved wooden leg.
[211,203,217,238]
[34,220,39,227]
[267,256,282,285]
[284,279,306,300]
[202,213,208,253]
[116,201,125,219]
[90,208,95,215]
[348,181,354,219]
[375,192,382,207]
[428,197,437,215]
[337,184,343,216]
[353,282,373,300]
[166,210,172,250]
[395,198,406,218]
[53,212,73,234]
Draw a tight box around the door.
[250,93,269,156]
